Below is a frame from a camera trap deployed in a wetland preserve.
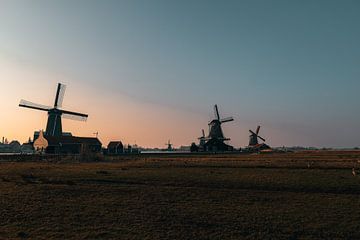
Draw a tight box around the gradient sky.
[0,0,359,148]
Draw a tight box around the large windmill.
[190,105,234,152]
[19,83,88,137]
[249,126,266,146]
[208,104,234,141]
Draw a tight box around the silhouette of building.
[107,141,124,155]
[37,136,102,154]
[192,105,235,152]
[0,139,34,154]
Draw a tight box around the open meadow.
[1,151,360,239]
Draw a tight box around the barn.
[107,141,124,155]
[41,136,102,154]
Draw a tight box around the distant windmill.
[19,83,88,137]
[198,129,206,147]
[249,126,266,146]
[165,140,173,151]
[208,104,234,141]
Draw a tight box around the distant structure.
[192,105,234,152]
[124,144,141,154]
[249,126,264,146]
[0,138,34,154]
[198,129,206,150]
[165,140,173,151]
[246,125,271,152]
[19,83,88,137]
[8,141,21,152]
[107,141,124,155]
[44,136,102,154]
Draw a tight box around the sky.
[0,0,359,148]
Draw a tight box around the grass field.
[1,151,360,239]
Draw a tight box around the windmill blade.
[214,104,220,120]
[19,99,51,112]
[256,126,261,135]
[249,130,256,135]
[61,109,88,121]
[54,83,66,108]
[62,113,88,122]
[221,117,234,123]
[257,135,266,142]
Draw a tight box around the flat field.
[1,151,360,239]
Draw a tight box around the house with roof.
[34,134,102,154]
[107,141,124,155]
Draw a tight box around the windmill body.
[249,132,259,146]
[248,126,265,146]
[19,83,88,137]
[198,129,206,147]
[208,120,225,140]
[46,109,63,136]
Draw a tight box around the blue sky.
[0,0,359,147]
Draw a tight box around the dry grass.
[1,151,360,239]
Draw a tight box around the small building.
[21,143,35,154]
[9,141,21,151]
[0,140,22,153]
[107,141,124,155]
[190,143,199,152]
[43,136,102,154]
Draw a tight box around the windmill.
[248,126,265,146]
[247,125,271,152]
[208,104,234,141]
[19,83,88,137]
[165,140,173,151]
[198,129,206,147]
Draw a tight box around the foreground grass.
[1,152,360,239]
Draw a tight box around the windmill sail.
[214,105,220,120]
[62,113,88,122]
[256,126,261,135]
[61,109,88,119]
[221,117,234,123]
[54,83,66,108]
[19,99,52,111]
